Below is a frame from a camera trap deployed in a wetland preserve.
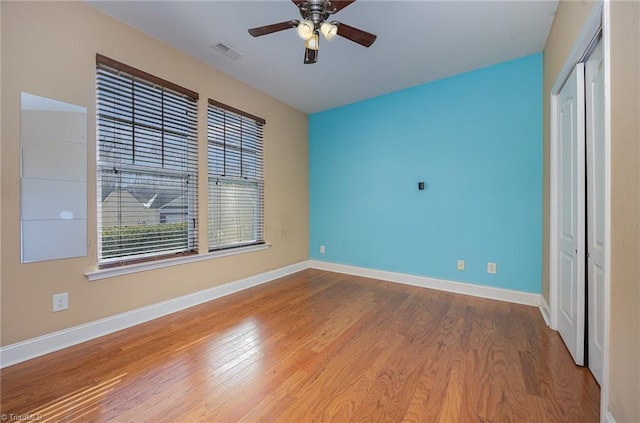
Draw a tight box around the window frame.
[96,54,199,268]
[207,98,265,252]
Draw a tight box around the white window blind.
[207,99,265,251]
[96,54,198,267]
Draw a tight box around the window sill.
[86,243,271,281]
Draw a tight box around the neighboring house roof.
[102,182,184,209]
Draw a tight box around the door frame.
[548,0,610,420]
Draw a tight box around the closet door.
[556,63,586,366]
[585,39,605,384]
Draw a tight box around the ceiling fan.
[248,0,377,64]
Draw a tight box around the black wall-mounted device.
[418,182,425,190]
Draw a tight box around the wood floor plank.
[0,269,600,422]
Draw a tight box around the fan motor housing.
[298,0,335,25]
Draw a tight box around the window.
[207,99,265,251]
[96,54,198,266]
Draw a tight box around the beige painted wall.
[608,2,640,421]
[0,1,3,345]
[541,0,596,303]
[543,0,640,421]
[0,2,309,346]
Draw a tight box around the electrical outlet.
[53,293,69,312]
[320,245,326,254]
[457,260,465,271]
[487,262,497,274]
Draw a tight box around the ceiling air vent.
[212,42,243,61]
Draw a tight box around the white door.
[556,63,586,366]
[585,39,605,384]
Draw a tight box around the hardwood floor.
[1,269,600,422]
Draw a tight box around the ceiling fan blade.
[248,20,299,37]
[335,22,377,47]
[304,48,318,64]
[329,0,356,13]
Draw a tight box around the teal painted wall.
[309,54,543,293]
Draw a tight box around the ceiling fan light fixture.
[297,20,315,40]
[305,33,319,50]
[248,0,376,64]
[320,22,338,41]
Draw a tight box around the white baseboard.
[1,260,545,368]
[309,260,541,307]
[0,261,308,369]
[539,294,551,326]
[603,411,616,423]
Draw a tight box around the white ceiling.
[87,0,558,114]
